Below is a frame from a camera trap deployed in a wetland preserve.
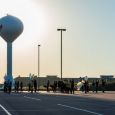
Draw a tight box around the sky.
[0,0,115,82]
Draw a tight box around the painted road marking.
[0,104,12,115]
[24,96,41,101]
[57,104,103,115]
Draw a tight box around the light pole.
[38,44,41,77]
[57,28,66,80]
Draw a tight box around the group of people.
[46,79,75,94]
[4,80,23,93]
[4,80,12,93]
[47,80,58,92]
[3,78,106,94]
[81,79,106,93]
[28,79,37,93]
[14,81,23,92]
[4,79,37,93]
[46,79,106,94]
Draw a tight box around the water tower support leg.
[7,42,13,82]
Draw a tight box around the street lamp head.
[57,28,66,31]
[38,45,41,47]
[62,29,66,31]
[57,29,61,31]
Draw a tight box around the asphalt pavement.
[0,91,115,115]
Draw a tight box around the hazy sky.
[0,0,115,82]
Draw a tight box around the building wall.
[14,76,115,87]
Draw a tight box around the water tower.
[0,15,23,82]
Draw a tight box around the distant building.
[14,75,115,88]
[46,75,58,79]
[14,75,60,87]
[100,75,114,81]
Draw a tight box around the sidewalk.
[39,91,115,101]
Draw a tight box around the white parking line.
[0,104,12,115]
[24,96,41,101]
[57,104,103,115]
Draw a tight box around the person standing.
[92,80,95,92]
[31,80,34,93]
[8,80,12,94]
[95,80,99,93]
[28,82,31,92]
[54,81,57,92]
[14,81,17,92]
[87,81,89,92]
[70,79,74,94]
[34,79,37,92]
[4,81,7,93]
[17,81,19,92]
[84,81,88,93]
[47,80,50,92]
[20,82,23,92]
[101,79,106,93]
